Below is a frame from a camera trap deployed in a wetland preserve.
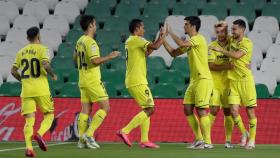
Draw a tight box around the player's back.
[188,34,212,82]
[125,35,149,88]
[75,35,101,87]
[14,44,50,97]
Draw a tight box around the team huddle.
[11,14,257,157]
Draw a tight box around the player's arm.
[163,40,185,57]
[169,29,192,48]
[42,60,57,80]
[91,51,120,65]
[146,27,168,56]
[208,62,234,71]
[11,66,21,81]
[209,46,245,59]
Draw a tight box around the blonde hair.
[214,21,228,28]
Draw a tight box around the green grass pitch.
[1,142,280,158]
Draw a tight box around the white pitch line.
[0,142,74,152]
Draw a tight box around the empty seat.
[43,15,69,37]
[272,84,280,98]
[6,28,28,45]
[201,3,228,20]
[96,30,122,45]
[170,57,190,80]
[0,1,19,24]
[67,69,78,82]
[199,15,219,38]
[103,17,128,31]
[0,56,14,79]
[253,16,279,39]
[108,58,126,71]
[6,73,19,82]
[224,16,249,35]
[115,3,141,20]
[262,4,280,22]
[252,45,263,69]
[275,32,280,44]
[239,0,266,10]
[51,56,75,70]
[0,82,21,96]
[23,1,49,24]
[147,56,167,72]
[158,69,185,86]
[199,29,212,44]
[230,3,255,24]
[58,82,80,97]
[40,28,62,52]
[54,1,80,24]
[65,29,83,43]
[260,58,280,82]
[62,0,88,11]
[266,44,280,60]
[152,83,179,98]
[248,30,273,54]
[0,15,10,37]
[57,42,75,58]
[172,2,198,16]
[254,70,277,95]
[13,15,39,30]
[0,41,24,57]
[35,0,59,11]
[255,83,270,98]
[9,0,29,9]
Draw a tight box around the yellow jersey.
[75,35,101,87]
[185,34,212,82]
[228,37,253,81]
[208,40,230,88]
[13,44,50,97]
[125,35,150,88]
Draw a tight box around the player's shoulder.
[209,40,219,47]
[241,37,252,44]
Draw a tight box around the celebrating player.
[209,19,257,149]
[117,19,167,148]
[74,15,120,149]
[11,26,57,157]
[163,16,213,149]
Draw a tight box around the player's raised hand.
[109,51,121,59]
[52,74,58,81]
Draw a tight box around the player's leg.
[77,88,92,148]
[83,82,109,149]
[35,95,54,151]
[195,79,213,148]
[242,81,257,149]
[118,85,153,147]
[183,83,203,148]
[228,80,248,147]
[209,89,221,126]
[21,97,36,157]
[223,107,234,148]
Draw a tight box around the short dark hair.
[27,26,39,41]
[129,19,142,33]
[80,15,95,31]
[184,16,201,32]
[233,19,246,29]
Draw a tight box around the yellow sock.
[140,117,150,142]
[86,109,107,137]
[24,117,35,150]
[200,115,211,144]
[122,111,148,134]
[186,114,203,141]
[233,115,247,135]
[209,114,216,127]
[37,113,54,137]
[78,113,89,137]
[249,118,257,142]
[224,116,234,142]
